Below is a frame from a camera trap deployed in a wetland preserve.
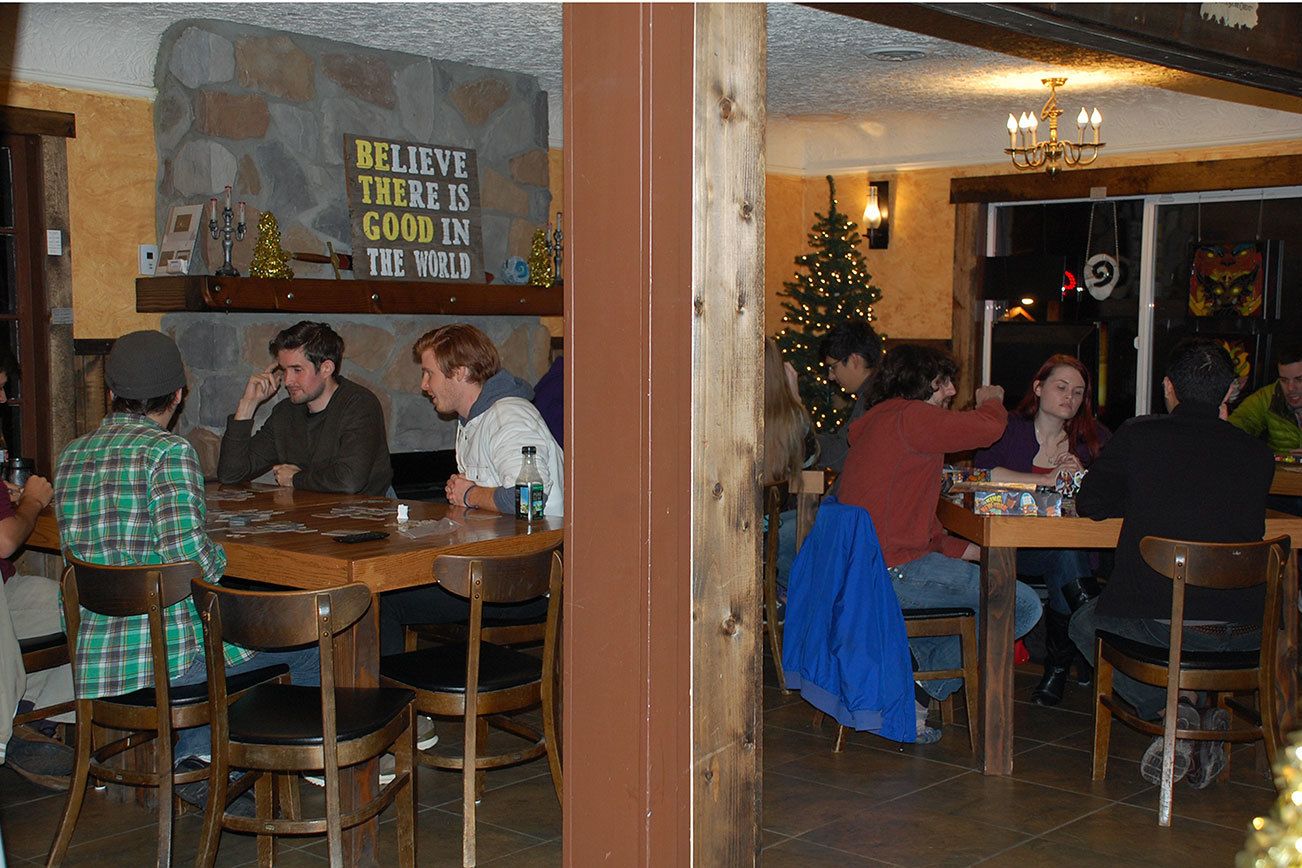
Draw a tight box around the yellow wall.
[6,82,160,338]
[766,137,1302,341]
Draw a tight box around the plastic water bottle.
[514,446,545,521]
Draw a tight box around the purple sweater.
[973,413,1110,473]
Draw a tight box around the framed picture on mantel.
[343,133,484,283]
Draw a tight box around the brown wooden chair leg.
[764,577,787,693]
[396,708,417,868]
[811,709,825,729]
[276,772,301,821]
[155,731,175,868]
[255,772,275,867]
[474,716,489,802]
[939,695,954,725]
[464,710,480,867]
[46,702,94,867]
[960,617,980,754]
[195,764,224,868]
[1092,643,1113,781]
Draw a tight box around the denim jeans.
[172,646,321,761]
[1068,597,1261,721]
[890,552,1043,700]
[1016,548,1092,614]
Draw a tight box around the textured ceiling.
[8,2,1302,173]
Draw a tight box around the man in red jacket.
[837,345,1043,715]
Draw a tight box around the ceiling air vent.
[865,47,929,63]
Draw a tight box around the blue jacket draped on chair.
[781,499,915,743]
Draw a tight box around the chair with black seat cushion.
[821,608,980,754]
[380,541,563,867]
[190,579,417,868]
[1091,535,1289,827]
[14,631,74,726]
[47,556,289,868]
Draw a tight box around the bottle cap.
[521,445,536,455]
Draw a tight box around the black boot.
[1061,577,1100,686]
[1031,609,1075,706]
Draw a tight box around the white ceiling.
[8,2,1302,173]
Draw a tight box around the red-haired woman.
[975,354,1110,706]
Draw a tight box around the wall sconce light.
[863,180,889,249]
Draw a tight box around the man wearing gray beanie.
[53,330,319,815]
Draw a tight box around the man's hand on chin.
[272,464,301,487]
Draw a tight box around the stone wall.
[155,19,550,277]
[162,313,553,470]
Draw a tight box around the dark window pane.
[0,146,11,229]
[0,236,15,314]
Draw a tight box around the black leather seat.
[18,631,67,655]
[111,664,288,707]
[1096,631,1260,670]
[227,684,415,746]
[381,643,542,695]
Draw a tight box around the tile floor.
[1,660,1275,866]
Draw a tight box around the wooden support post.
[691,4,766,863]
[951,203,987,400]
[565,3,766,863]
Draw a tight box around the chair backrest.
[433,540,563,604]
[60,554,201,728]
[64,552,201,617]
[190,581,373,652]
[1139,535,1291,593]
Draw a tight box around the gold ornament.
[249,212,294,279]
[527,227,553,287]
[1238,731,1302,867]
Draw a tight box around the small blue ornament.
[501,256,530,285]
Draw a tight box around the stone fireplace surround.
[153,20,556,475]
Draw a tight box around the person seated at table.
[56,330,319,813]
[1069,337,1273,788]
[217,320,393,495]
[1230,339,1302,514]
[816,318,883,473]
[764,338,818,594]
[974,354,1111,707]
[0,351,77,789]
[838,344,1042,739]
[377,324,563,655]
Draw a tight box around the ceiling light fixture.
[1004,77,1104,175]
[865,46,929,63]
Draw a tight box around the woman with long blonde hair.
[763,337,811,485]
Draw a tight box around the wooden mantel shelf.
[136,275,563,316]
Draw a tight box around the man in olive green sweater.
[218,321,393,496]
[1229,341,1302,455]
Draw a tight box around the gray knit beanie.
[106,330,187,400]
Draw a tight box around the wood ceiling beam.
[807,3,1302,114]
[949,153,1302,204]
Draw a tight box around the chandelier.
[1005,77,1104,175]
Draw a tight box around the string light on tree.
[774,175,884,434]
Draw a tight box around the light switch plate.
[139,244,158,275]
[46,230,63,256]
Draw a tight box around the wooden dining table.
[27,483,562,867]
[1274,463,1302,497]
[937,498,1302,776]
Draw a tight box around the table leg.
[1275,548,1298,739]
[337,594,380,867]
[979,546,1017,776]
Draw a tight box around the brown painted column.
[564,3,765,863]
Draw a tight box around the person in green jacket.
[1229,341,1302,455]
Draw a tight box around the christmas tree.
[249,212,294,279]
[528,227,554,287]
[775,175,884,434]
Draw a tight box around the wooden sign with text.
[344,134,483,282]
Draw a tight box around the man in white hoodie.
[377,324,563,654]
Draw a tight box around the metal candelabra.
[209,192,246,277]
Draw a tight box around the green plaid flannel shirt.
[55,412,255,699]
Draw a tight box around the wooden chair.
[380,542,563,867]
[14,631,74,726]
[1091,535,1290,827]
[47,556,289,868]
[762,480,789,692]
[190,579,417,868]
[820,608,979,754]
[540,548,564,802]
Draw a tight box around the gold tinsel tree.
[528,227,553,287]
[249,212,294,279]
[1239,731,1302,867]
